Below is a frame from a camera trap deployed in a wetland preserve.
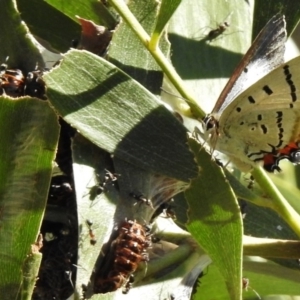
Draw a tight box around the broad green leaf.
[16,0,80,52]
[0,0,44,71]
[72,135,120,299]
[107,0,169,95]
[185,137,243,300]
[44,0,117,29]
[0,97,59,299]
[244,202,298,242]
[224,169,274,208]
[152,0,182,42]
[192,259,300,299]
[45,50,197,182]
[73,135,201,299]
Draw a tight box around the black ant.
[122,274,134,294]
[246,175,255,190]
[161,199,176,220]
[90,169,120,199]
[150,198,176,222]
[130,192,154,209]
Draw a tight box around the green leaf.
[0,97,59,299]
[72,135,120,298]
[45,49,197,182]
[16,0,80,52]
[107,0,169,94]
[44,0,117,29]
[192,259,300,299]
[152,0,182,41]
[0,0,44,71]
[185,137,243,300]
[224,169,275,209]
[242,257,300,299]
[72,134,202,299]
[21,241,42,300]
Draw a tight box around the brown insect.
[242,277,261,299]
[0,64,25,97]
[94,220,151,294]
[86,219,97,245]
[207,21,230,40]
[206,12,233,41]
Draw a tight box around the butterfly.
[202,14,300,172]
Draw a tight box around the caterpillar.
[94,220,151,294]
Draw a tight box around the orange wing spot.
[263,142,300,172]
[278,142,299,155]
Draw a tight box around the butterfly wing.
[216,56,300,167]
[212,14,287,115]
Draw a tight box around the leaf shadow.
[168,32,244,80]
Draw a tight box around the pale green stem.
[252,167,300,237]
[149,32,160,50]
[243,235,300,258]
[108,0,206,119]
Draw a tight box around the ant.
[122,274,134,294]
[150,198,176,222]
[86,219,97,245]
[90,169,120,199]
[130,192,154,209]
[161,199,176,220]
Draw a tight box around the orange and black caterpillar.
[94,220,151,294]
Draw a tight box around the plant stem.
[252,167,300,237]
[108,0,206,119]
[243,235,300,258]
